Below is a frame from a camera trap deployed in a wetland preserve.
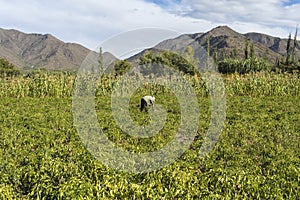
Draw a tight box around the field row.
[0,71,300,98]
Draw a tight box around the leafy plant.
[0,57,21,78]
[0,63,299,199]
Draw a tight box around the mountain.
[0,28,91,70]
[244,32,300,58]
[1,26,299,71]
[129,26,298,66]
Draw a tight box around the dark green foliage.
[244,39,249,60]
[274,28,299,73]
[218,57,271,74]
[286,33,292,66]
[0,57,21,77]
[207,35,211,57]
[250,43,255,59]
[139,50,196,75]
[114,60,131,76]
[292,27,298,63]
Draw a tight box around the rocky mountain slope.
[0,28,91,70]
[130,26,299,66]
[0,26,299,70]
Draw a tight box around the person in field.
[140,96,155,112]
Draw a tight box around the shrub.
[0,58,21,78]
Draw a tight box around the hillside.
[245,32,300,58]
[0,26,299,70]
[0,28,91,70]
[129,26,297,66]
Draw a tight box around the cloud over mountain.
[0,0,298,49]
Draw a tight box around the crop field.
[0,71,299,199]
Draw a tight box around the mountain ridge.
[0,26,299,70]
[0,28,91,70]
[153,26,298,64]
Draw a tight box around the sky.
[0,0,299,50]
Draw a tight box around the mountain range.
[0,26,299,71]
[0,28,90,70]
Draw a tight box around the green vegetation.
[114,60,131,76]
[278,27,300,73]
[0,35,299,199]
[218,57,271,74]
[0,58,21,78]
[139,50,197,75]
[0,67,299,199]
[1,70,299,98]
[0,95,299,199]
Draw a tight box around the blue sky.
[0,0,299,50]
[283,0,300,6]
[145,0,181,7]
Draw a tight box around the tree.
[232,47,238,59]
[292,27,298,64]
[250,43,255,59]
[0,57,21,77]
[244,39,249,59]
[286,33,292,65]
[263,49,269,61]
[98,47,104,74]
[213,49,219,67]
[183,46,199,67]
[139,50,196,75]
[206,35,211,57]
[114,60,131,76]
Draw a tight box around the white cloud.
[0,0,214,49]
[0,0,299,50]
[173,0,299,37]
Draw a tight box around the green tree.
[183,46,199,67]
[244,39,249,59]
[213,49,219,67]
[139,50,196,75]
[98,47,104,74]
[250,43,255,59]
[286,33,292,65]
[0,57,21,77]
[114,60,131,76]
[292,27,298,64]
[206,35,211,57]
[233,47,237,59]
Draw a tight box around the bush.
[139,50,196,75]
[0,58,21,78]
[218,57,271,74]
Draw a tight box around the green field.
[0,72,299,199]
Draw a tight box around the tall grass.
[0,72,74,98]
[0,71,299,98]
[224,72,300,97]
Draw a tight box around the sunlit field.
[0,71,299,199]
